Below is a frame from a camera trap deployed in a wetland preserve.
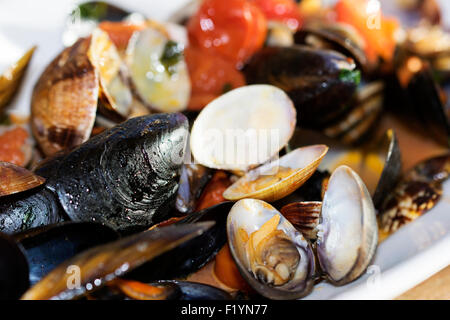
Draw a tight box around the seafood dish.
[0,0,450,301]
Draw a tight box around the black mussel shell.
[0,232,29,299]
[295,23,368,73]
[0,187,64,234]
[126,202,233,281]
[39,113,189,233]
[21,222,213,300]
[156,280,232,300]
[175,164,213,214]
[244,45,359,128]
[14,222,119,285]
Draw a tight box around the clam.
[0,47,35,112]
[0,162,45,197]
[21,222,213,300]
[227,199,315,300]
[31,38,99,156]
[125,26,191,113]
[223,145,328,202]
[316,165,378,285]
[190,85,297,171]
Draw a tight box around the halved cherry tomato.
[334,0,399,64]
[195,171,232,212]
[185,45,246,111]
[0,127,29,166]
[187,0,267,66]
[98,21,146,50]
[213,244,251,291]
[249,0,302,30]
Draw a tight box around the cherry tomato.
[214,244,252,291]
[0,127,29,166]
[98,21,146,50]
[185,45,246,111]
[187,0,267,66]
[334,0,399,64]
[195,171,232,212]
[249,0,302,30]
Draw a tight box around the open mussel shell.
[316,165,378,285]
[227,199,315,300]
[21,222,213,300]
[125,26,191,113]
[378,152,450,240]
[321,81,384,145]
[126,202,234,281]
[89,28,133,121]
[190,85,296,171]
[372,129,402,210]
[0,232,29,299]
[175,164,212,214]
[0,46,35,112]
[0,161,45,197]
[294,22,368,72]
[223,145,328,202]
[394,54,450,146]
[243,46,359,127]
[13,222,119,285]
[31,37,99,156]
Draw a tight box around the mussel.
[0,232,29,299]
[244,45,360,128]
[21,222,213,300]
[378,152,450,240]
[14,222,119,285]
[1,113,189,234]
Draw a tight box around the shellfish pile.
[0,0,449,300]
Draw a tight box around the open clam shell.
[223,145,328,202]
[190,85,297,171]
[31,38,99,156]
[227,199,315,300]
[0,46,35,112]
[0,162,45,197]
[88,28,133,120]
[125,26,191,113]
[316,165,378,285]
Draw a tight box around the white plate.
[0,0,449,299]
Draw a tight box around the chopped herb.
[76,2,108,20]
[21,208,35,231]
[339,69,361,86]
[0,113,11,125]
[160,40,183,75]
[222,83,233,94]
